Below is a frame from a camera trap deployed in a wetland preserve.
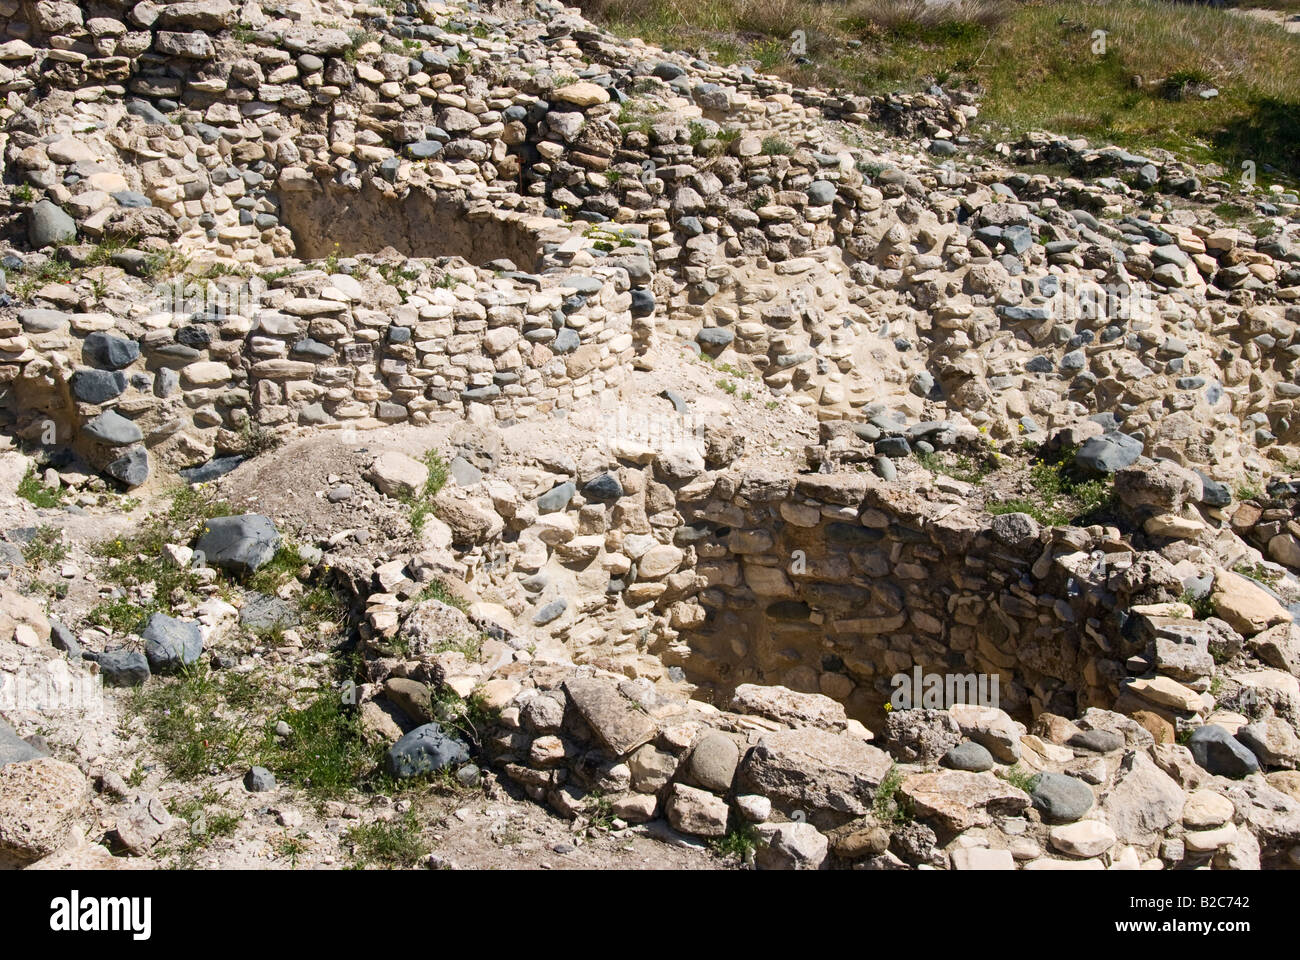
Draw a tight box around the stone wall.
[0,257,645,486]
[337,535,1300,870]
[655,470,1173,729]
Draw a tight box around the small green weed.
[1000,765,1038,792]
[404,450,449,536]
[345,812,429,868]
[873,765,913,824]
[710,823,759,859]
[20,525,67,568]
[17,466,64,508]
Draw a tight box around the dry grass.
[1229,0,1300,11]
[843,0,1014,38]
[580,0,831,36]
[577,0,1300,176]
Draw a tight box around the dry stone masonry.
[0,0,1298,871]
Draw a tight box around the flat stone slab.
[563,678,657,756]
[901,770,1030,832]
[738,727,893,817]
[728,683,847,731]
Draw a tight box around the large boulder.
[364,451,428,498]
[1211,569,1292,637]
[28,199,76,248]
[553,81,610,107]
[1075,432,1143,473]
[686,731,741,793]
[943,740,995,772]
[104,447,149,488]
[562,678,657,756]
[1049,820,1117,858]
[0,758,91,866]
[1098,751,1186,844]
[728,684,847,731]
[90,649,150,687]
[1247,623,1300,676]
[156,0,237,29]
[142,613,203,673]
[900,770,1030,832]
[753,821,829,870]
[82,331,140,370]
[665,783,728,837]
[1236,718,1300,770]
[1189,724,1260,778]
[384,723,469,779]
[81,409,143,446]
[536,481,576,513]
[69,369,128,403]
[114,794,175,856]
[1114,462,1203,512]
[384,678,433,726]
[947,703,1025,763]
[102,206,178,240]
[885,708,962,764]
[193,514,280,573]
[988,511,1040,549]
[1029,772,1095,823]
[1140,616,1216,682]
[432,489,503,546]
[399,598,479,653]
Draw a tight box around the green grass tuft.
[17,466,64,508]
[264,694,380,798]
[127,665,264,780]
[710,822,759,859]
[345,812,429,868]
[1000,764,1039,793]
[760,135,793,156]
[986,446,1113,527]
[246,541,308,595]
[405,450,450,537]
[89,485,237,630]
[20,525,67,568]
[576,0,1300,178]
